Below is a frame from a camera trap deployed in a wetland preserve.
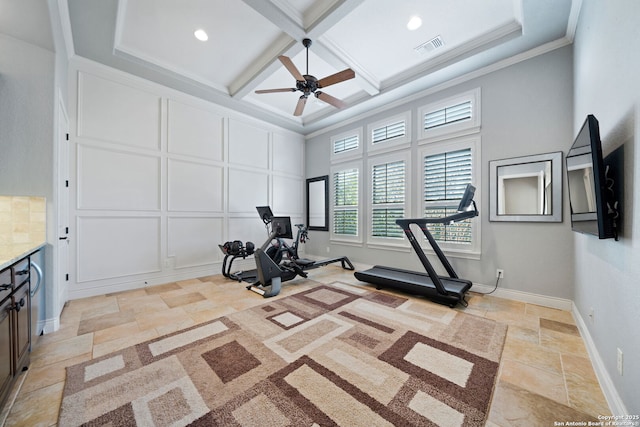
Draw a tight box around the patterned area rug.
[59,283,506,426]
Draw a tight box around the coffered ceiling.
[4,0,578,134]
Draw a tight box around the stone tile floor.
[1,265,610,426]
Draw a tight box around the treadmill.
[354,184,478,307]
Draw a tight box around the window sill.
[366,242,411,252]
[330,239,363,248]
[421,246,481,261]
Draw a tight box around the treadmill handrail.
[396,202,478,228]
[393,198,478,294]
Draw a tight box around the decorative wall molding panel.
[70,65,304,298]
[77,72,161,150]
[76,216,161,282]
[77,145,161,211]
[167,159,223,213]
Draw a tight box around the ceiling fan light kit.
[255,38,355,116]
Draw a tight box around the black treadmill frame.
[354,184,479,307]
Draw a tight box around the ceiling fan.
[255,38,355,116]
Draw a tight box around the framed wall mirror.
[489,151,563,222]
[306,175,329,231]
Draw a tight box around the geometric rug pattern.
[59,283,507,426]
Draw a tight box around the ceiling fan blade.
[278,55,305,82]
[255,88,296,94]
[317,68,355,88]
[315,91,346,109]
[293,96,307,116]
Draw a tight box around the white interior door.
[57,94,70,317]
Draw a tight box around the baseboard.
[470,283,573,311]
[42,317,60,335]
[68,265,220,300]
[572,303,627,416]
[303,257,574,311]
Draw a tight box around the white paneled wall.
[167,217,223,269]
[228,169,269,213]
[76,216,161,282]
[78,73,161,149]
[77,145,161,211]
[272,175,303,214]
[228,119,269,168]
[167,99,223,161]
[69,63,304,298]
[167,159,224,212]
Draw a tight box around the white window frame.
[366,151,411,248]
[367,111,412,154]
[419,88,481,143]
[330,160,363,244]
[330,127,363,163]
[419,136,481,259]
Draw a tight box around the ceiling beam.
[240,0,305,40]
[305,0,378,95]
[315,36,380,95]
[235,0,375,99]
[231,0,309,99]
[305,0,366,39]
[229,34,299,98]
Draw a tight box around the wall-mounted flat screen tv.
[565,114,616,239]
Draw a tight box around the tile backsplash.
[0,196,46,245]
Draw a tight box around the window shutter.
[424,100,472,130]
[334,169,358,206]
[424,148,472,243]
[372,120,406,144]
[334,210,358,235]
[372,208,404,238]
[333,169,358,235]
[424,149,472,201]
[333,134,359,154]
[372,161,405,238]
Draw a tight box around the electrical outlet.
[496,269,504,279]
[164,258,171,268]
[617,348,623,376]
[326,246,331,253]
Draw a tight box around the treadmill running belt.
[354,265,471,307]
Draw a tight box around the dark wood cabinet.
[0,297,12,403]
[0,257,32,409]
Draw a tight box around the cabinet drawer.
[0,269,11,303]
[12,259,30,287]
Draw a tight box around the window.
[368,152,410,245]
[331,128,363,162]
[424,101,472,130]
[420,137,480,256]
[331,161,361,242]
[419,88,480,143]
[372,161,405,238]
[367,111,411,153]
[334,135,359,154]
[372,120,406,144]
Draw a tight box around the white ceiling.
[2,0,578,134]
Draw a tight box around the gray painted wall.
[0,35,55,197]
[573,0,639,413]
[305,46,575,299]
[1,0,67,332]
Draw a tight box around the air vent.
[414,35,445,54]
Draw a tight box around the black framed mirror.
[306,175,329,231]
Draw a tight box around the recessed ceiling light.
[407,16,422,31]
[194,29,208,42]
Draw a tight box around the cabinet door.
[13,284,30,374]
[0,298,12,405]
